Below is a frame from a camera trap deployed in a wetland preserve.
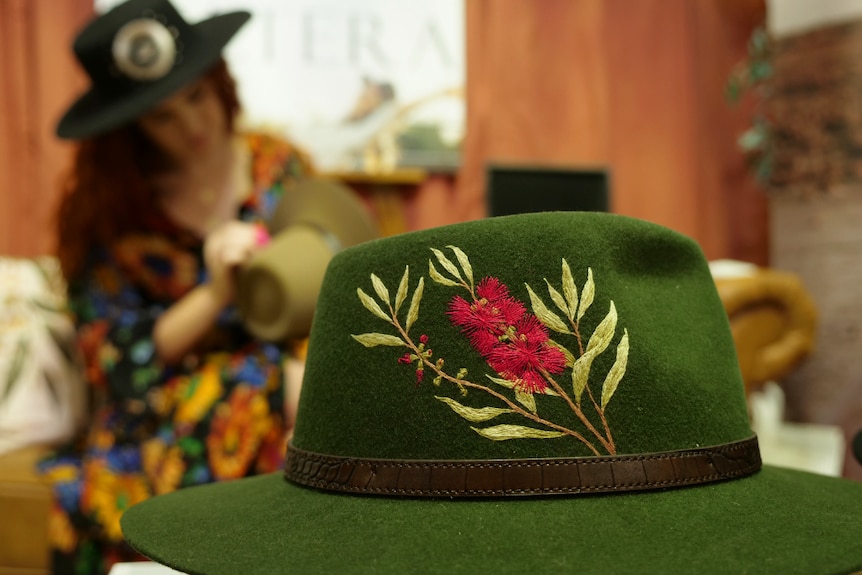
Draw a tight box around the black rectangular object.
[486,164,610,217]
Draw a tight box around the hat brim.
[56,11,249,139]
[121,464,862,574]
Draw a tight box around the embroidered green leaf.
[471,425,565,441]
[431,248,463,282]
[351,333,407,347]
[571,348,599,403]
[357,288,391,321]
[435,396,514,422]
[2,338,28,403]
[447,245,474,287]
[395,266,409,313]
[525,284,570,334]
[371,273,390,305]
[548,339,575,368]
[544,279,569,318]
[429,260,459,287]
[561,259,578,320]
[572,302,618,403]
[486,374,515,389]
[577,268,595,321]
[601,329,629,409]
[405,276,424,331]
[515,390,537,413]
[585,301,617,354]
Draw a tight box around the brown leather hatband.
[284,435,761,497]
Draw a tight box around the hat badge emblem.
[112,18,177,81]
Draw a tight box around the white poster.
[95,0,465,172]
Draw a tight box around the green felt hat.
[122,212,862,574]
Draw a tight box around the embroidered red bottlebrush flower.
[488,316,567,394]
[352,246,630,456]
[448,278,566,394]
[447,277,525,354]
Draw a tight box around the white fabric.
[708,258,759,280]
[0,257,86,455]
[109,562,186,574]
[749,381,846,476]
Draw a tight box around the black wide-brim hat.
[56,0,249,139]
[122,212,862,574]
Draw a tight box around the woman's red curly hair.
[55,58,242,281]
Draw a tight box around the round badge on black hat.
[112,17,178,80]
[56,0,249,140]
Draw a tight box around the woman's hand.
[154,220,268,364]
[203,220,266,304]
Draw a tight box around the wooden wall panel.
[694,0,769,265]
[457,0,768,264]
[0,0,92,258]
[604,0,701,235]
[457,0,611,222]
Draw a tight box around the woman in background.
[39,1,315,573]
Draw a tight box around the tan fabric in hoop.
[284,436,762,497]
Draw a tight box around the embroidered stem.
[569,317,585,357]
[585,383,615,453]
[539,367,614,455]
[391,317,602,456]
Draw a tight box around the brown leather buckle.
[284,435,761,497]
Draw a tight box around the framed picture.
[95,0,465,173]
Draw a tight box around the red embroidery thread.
[448,278,566,394]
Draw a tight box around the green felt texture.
[122,466,862,574]
[293,212,751,459]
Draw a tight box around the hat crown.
[292,212,753,465]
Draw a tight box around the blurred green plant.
[726,26,773,185]
[397,123,460,152]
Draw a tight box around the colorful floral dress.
[39,132,312,575]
